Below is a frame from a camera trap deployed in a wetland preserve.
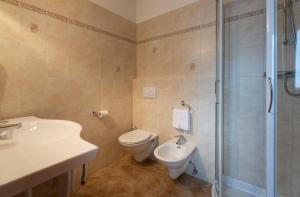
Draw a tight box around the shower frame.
[215,0,278,196]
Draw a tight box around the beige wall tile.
[0,1,136,193]
[135,3,216,181]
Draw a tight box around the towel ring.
[180,101,192,111]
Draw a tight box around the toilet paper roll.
[93,110,109,119]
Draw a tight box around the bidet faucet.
[175,135,186,146]
[0,121,22,133]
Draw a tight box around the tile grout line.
[0,0,137,44]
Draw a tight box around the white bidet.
[154,137,196,179]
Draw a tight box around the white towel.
[172,108,191,131]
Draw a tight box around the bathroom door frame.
[266,0,277,196]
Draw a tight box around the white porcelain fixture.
[154,137,196,179]
[119,129,158,162]
[0,116,98,197]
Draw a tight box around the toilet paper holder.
[93,110,109,119]
[180,101,192,111]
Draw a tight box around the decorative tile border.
[239,8,265,19]
[0,0,136,44]
[225,8,266,22]
[138,21,216,44]
[138,0,299,45]
[0,0,293,46]
[138,8,267,44]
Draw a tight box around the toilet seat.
[119,129,152,145]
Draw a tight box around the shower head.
[282,0,297,46]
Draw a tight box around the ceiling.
[89,0,137,22]
[89,0,198,23]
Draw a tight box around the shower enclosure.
[215,0,300,196]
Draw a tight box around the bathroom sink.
[14,120,81,146]
[0,116,98,197]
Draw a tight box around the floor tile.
[74,155,211,197]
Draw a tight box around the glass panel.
[222,0,267,196]
[277,0,300,197]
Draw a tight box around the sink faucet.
[175,135,186,146]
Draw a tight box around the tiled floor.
[74,155,211,197]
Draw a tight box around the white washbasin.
[0,116,98,197]
[14,120,81,146]
[154,138,196,179]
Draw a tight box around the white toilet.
[119,129,158,162]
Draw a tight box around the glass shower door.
[216,0,273,196]
[222,0,267,195]
[217,0,300,196]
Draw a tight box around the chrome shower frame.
[214,0,224,196]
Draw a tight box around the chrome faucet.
[175,135,186,146]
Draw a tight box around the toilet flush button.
[143,87,157,99]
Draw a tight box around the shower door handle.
[268,77,273,112]
[215,80,219,96]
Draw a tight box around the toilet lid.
[119,130,152,145]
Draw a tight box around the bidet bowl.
[154,138,196,179]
